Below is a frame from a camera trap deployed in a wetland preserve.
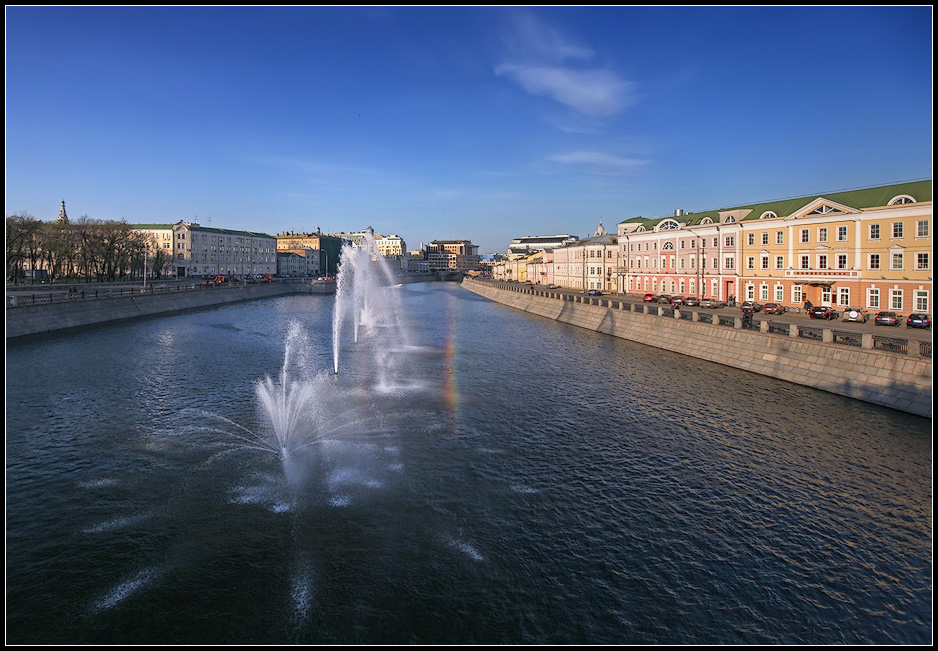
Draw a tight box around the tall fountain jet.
[331,227,407,379]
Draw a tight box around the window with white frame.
[916,252,929,270]
[724,257,735,269]
[792,285,803,304]
[837,254,848,270]
[838,288,849,306]
[837,226,848,241]
[776,256,784,269]
[776,231,784,245]
[748,233,755,246]
[818,227,828,243]
[761,255,769,270]
[746,284,755,300]
[890,289,903,310]
[868,288,880,309]
[914,290,929,312]
[800,229,809,243]
[679,279,685,293]
[775,285,784,301]
[891,252,903,271]
[800,255,809,269]
[711,279,718,296]
[916,220,929,238]
[689,279,695,295]
[817,254,828,269]
[761,232,768,245]
[724,236,735,247]
[869,253,880,270]
[870,223,880,240]
[892,222,903,238]
[747,256,755,270]
[760,284,769,301]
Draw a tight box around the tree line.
[6,213,174,285]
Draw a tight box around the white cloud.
[548,150,646,175]
[496,65,634,118]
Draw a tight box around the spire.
[57,200,69,224]
[595,218,605,236]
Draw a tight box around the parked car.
[874,311,902,326]
[699,298,725,309]
[763,303,786,315]
[587,289,603,296]
[547,284,557,289]
[657,294,672,304]
[643,293,657,302]
[684,296,700,307]
[841,307,869,323]
[809,305,839,320]
[670,295,685,306]
[740,301,763,312]
[905,313,931,329]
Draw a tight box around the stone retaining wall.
[462,279,931,418]
[5,283,314,339]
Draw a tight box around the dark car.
[657,294,672,304]
[684,296,700,307]
[740,301,763,312]
[643,293,657,302]
[763,303,786,315]
[874,311,902,326]
[587,289,603,296]
[905,313,931,329]
[699,297,726,309]
[671,295,685,306]
[809,305,839,320]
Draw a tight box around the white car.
[841,307,868,323]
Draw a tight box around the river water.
[5,282,932,644]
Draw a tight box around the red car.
[643,293,657,302]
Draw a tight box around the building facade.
[168,221,277,278]
[276,230,344,274]
[424,240,480,272]
[617,180,932,312]
[552,222,618,292]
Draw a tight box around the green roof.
[618,179,932,228]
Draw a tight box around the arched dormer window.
[888,194,916,205]
[662,241,675,250]
[700,217,713,224]
[724,216,736,224]
[659,219,680,231]
[759,211,778,219]
[636,226,646,232]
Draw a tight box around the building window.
[760,284,769,301]
[892,222,903,238]
[837,254,848,270]
[838,288,850,306]
[713,237,719,248]
[891,253,903,271]
[776,256,784,269]
[724,257,735,269]
[747,256,755,270]
[748,233,755,246]
[868,288,880,309]
[916,252,930,271]
[761,256,769,270]
[724,236,735,247]
[890,289,903,311]
[746,284,755,300]
[800,255,810,269]
[712,279,718,296]
[914,290,929,312]
[761,232,768,245]
[917,220,929,238]
[817,254,828,270]
[792,285,803,304]
[818,227,828,243]
[776,231,784,245]
[775,285,784,301]
[870,224,880,240]
[800,229,809,244]
[869,254,880,270]
[838,226,848,241]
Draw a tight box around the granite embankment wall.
[5,282,324,339]
[462,279,932,418]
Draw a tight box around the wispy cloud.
[496,13,636,119]
[548,150,646,176]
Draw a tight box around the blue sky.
[5,6,933,253]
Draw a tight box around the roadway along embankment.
[461,279,931,418]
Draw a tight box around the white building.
[171,221,277,278]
